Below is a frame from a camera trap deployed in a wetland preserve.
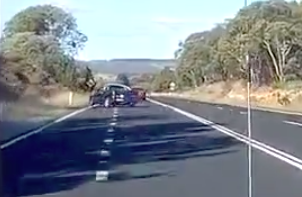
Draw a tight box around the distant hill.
[83,59,176,75]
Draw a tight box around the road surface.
[154,96,302,159]
[2,99,302,197]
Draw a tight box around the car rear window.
[107,85,127,92]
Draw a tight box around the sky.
[1,0,258,60]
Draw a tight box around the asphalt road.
[154,96,302,159]
[2,100,301,197]
[1,107,81,144]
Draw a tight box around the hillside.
[153,0,302,113]
[85,59,176,74]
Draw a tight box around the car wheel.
[104,97,111,108]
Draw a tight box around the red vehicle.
[132,87,146,101]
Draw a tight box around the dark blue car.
[89,83,138,107]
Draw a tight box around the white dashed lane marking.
[96,170,109,181]
[109,122,117,126]
[96,107,118,182]
[100,149,111,157]
[107,127,115,133]
[104,138,114,144]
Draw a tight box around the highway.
[154,97,302,159]
[2,98,302,197]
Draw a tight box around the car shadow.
[2,114,240,197]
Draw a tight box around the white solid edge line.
[283,120,302,127]
[1,104,100,149]
[148,98,302,171]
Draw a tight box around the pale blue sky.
[1,0,257,60]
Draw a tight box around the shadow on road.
[114,114,170,122]
[2,113,240,197]
[1,119,50,143]
[1,105,86,144]
[112,122,240,166]
[108,170,175,182]
[2,116,111,197]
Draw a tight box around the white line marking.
[98,160,108,164]
[240,111,247,114]
[113,114,118,118]
[109,122,117,126]
[217,107,223,110]
[107,127,114,133]
[104,138,114,144]
[113,107,118,113]
[283,121,302,127]
[1,104,100,149]
[100,150,110,157]
[148,98,302,170]
[96,170,109,181]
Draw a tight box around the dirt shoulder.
[151,81,302,114]
[4,91,89,119]
[1,91,90,143]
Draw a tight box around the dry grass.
[153,80,302,113]
[4,91,89,120]
[0,89,90,142]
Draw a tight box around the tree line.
[151,0,302,91]
[0,4,96,98]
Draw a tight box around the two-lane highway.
[2,100,302,197]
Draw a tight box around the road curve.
[2,100,301,197]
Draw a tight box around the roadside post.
[169,82,176,95]
[68,91,73,106]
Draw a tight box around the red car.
[132,87,146,101]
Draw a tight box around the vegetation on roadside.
[86,59,176,74]
[115,73,131,86]
[151,0,302,92]
[0,4,96,100]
